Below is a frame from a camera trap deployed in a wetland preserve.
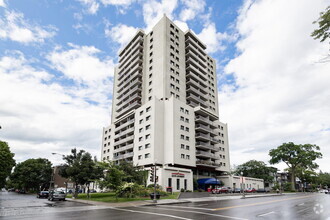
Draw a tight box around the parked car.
[212,187,230,194]
[48,191,66,201]
[245,188,256,193]
[256,188,270,193]
[37,191,49,198]
[233,188,242,193]
[325,189,329,194]
[18,189,26,194]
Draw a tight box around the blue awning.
[197,178,221,185]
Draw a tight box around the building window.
[185,136,189,141]
[186,145,190,150]
[139,119,143,124]
[150,38,153,43]
[149,51,153,56]
[138,146,142,151]
[139,128,143,133]
[149,81,152,85]
[145,143,150,149]
[145,134,150,139]
[146,106,151,112]
[180,107,184,112]
[139,137,143,142]
[140,110,143,115]
[181,154,185,158]
[185,127,189,132]
[180,116,184,121]
[180,135,184,140]
[148,96,152,101]
[146,125,151,130]
[138,155,142,160]
[150,45,153,50]
[168,178,172,187]
[185,118,189,123]
[149,73,152,78]
[146,116,151,121]
[184,179,187,190]
[186,155,190,159]
[177,179,180,190]
[180,125,184,130]
[145,153,150,158]
[181,144,185,149]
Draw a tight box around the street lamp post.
[241,172,245,199]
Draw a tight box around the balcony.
[186,54,206,71]
[114,135,134,147]
[114,127,135,139]
[117,85,141,100]
[196,124,210,132]
[196,141,219,152]
[113,152,134,160]
[186,78,207,90]
[187,93,207,105]
[185,34,207,51]
[118,61,143,86]
[196,159,217,168]
[119,34,144,59]
[116,100,141,118]
[115,119,135,131]
[119,43,143,69]
[114,143,134,153]
[185,45,206,62]
[116,92,142,110]
[117,77,142,93]
[186,62,207,78]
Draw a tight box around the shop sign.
[172,172,185,178]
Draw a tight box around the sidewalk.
[66,193,284,208]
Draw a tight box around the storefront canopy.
[197,178,221,185]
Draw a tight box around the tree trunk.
[87,183,90,199]
[74,183,79,199]
[291,168,296,191]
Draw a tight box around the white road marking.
[297,207,310,213]
[297,203,305,206]
[257,211,275,217]
[138,206,248,220]
[158,205,214,211]
[110,207,192,220]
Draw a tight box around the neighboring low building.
[50,166,74,191]
[218,175,264,190]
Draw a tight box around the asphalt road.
[1,191,330,219]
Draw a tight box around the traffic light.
[155,175,159,183]
[150,168,154,182]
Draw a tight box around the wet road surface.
[1,191,330,219]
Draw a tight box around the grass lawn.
[66,192,180,203]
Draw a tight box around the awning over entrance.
[197,178,221,190]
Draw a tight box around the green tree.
[118,161,148,186]
[0,141,16,188]
[269,142,322,191]
[311,6,330,43]
[98,161,125,201]
[234,160,277,185]
[10,158,52,191]
[59,148,101,199]
[317,171,330,188]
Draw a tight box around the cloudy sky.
[0,0,329,172]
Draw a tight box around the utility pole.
[241,172,245,199]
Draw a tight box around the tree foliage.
[269,142,322,190]
[234,160,277,184]
[59,148,102,198]
[10,158,52,191]
[317,171,330,187]
[0,141,15,188]
[311,6,330,43]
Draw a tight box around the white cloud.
[220,0,330,172]
[173,20,189,32]
[0,10,57,44]
[0,51,112,163]
[76,0,100,14]
[0,0,6,7]
[47,43,114,84]
[179,0,205,21]
[105,23,139,50]
[142,0,178,32]
[100,0,135,6]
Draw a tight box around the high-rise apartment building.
[101,15,230,192]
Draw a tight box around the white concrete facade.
[219,175,265,190]
[101,15,231,192]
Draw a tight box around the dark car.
[48,191,66,201]
[18,189,26,194]
[37,191,49,198]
